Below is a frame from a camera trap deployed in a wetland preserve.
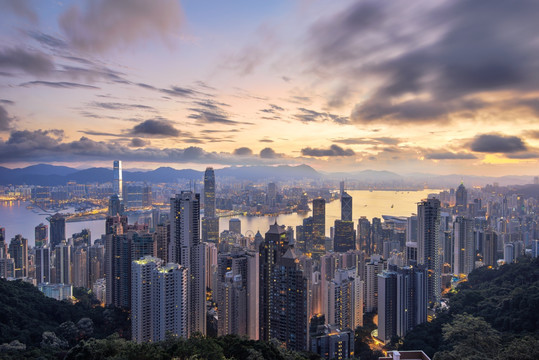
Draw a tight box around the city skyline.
[1,0,539,176]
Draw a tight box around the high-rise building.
[327,269,363,331]
[202,168,219,244]
[49,213,66,249]
[358,217,371,253]
[333,220,355,253]
[113,160,123,199]
[504,243,515,264]
[108,194,124,216]
[35,245,51,283]
[132,256,162,343]
[313,198,326,240]
[453,217,474,275]
[170,191,206,335]
[267,182,277,207]
[73,247,88,288]
[0,227,6,259]
[229,218,241,235]
[310,324,355,360]
[483,231,498,267]
[417,198,441,306]
[270,247,309,351]
[377,270,397,342]
[372,217,382,254]
[341,192,353,222]
[55,241,72,284]
[395,265,428,338]
[456,183,467,209]
[35,223,48,248]
[259,222,289,341]
[8,235,28,278]
[88,243,105,288]
[153,222,169,262]
[365,254,386,312]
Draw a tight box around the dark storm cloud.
[470,134,527,153]
[332,137,400,145]
[260,147,278,159]
[59,0,182,53]
[293,108,349,124]
[233,147,253,156]
[0,47,54,75]
[130,138,149,147]
[0,0,38,23]
[0,105,15,131]
[131,119,180,137]
[425,152,477,160]
[308,0,539,124]
[90,102,155,111]
[20,81,99,89]
[301,145,355,157]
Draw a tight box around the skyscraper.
[396,265,428,338]
[113,160,123,199]
[377,270,397,342]
[417,198,441,306]
[35,245,51,283]
[229,218,241,235]
[55,241,72,284]
[73,247,88,288]
[313,198,326,240]
[333,220,355,253]
[8,235,28,278]
[108,194,124,216]
[327,268,363,330]
[132,256,162,343]
[49,213,66,249]
[456,183,467,209]
[170,191,206,335]
[35,223,48,248]
[453,216,474,275]
[202,167,219,244]
[341,192,353,222]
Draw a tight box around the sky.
[0,0,538,176]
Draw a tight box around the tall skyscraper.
[113,160,123,199]
[170,191,206,335]
[456,183,467,209]
[417,198,441,306]
[73,247,89,288]
[357,217,371,253]
[313,198,326,240]
[229,218,241,235]
[365,254,386,312]
[108,194,124,216]
[35,245,51,283]
[341,192,353,221]
[396,265,428,338]
[333,220,355,253]
[35,223,48,248]
[483,230,498,267]
[453,216,474,275]
[89,243,105,289]
[8,235,28,278]
[327,268,363,330]
[55,241,72,284]
[49,213,66,249]
[132,256,162,343]
[267,182,277,207]
[377,270,397,342]
[153,222,169,263]
[202,167,219,244]
[259,222,289,341]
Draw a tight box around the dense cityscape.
[1,160,538,359]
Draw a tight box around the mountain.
[216,164,320,180]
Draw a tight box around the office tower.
[8,234,28,278]
[270,247,309,351]
[340,180,345,198]
[151,262,188,341]
[113,160,123,199]
[204,242,218,292]
[504,243,515,264]
[229,218,241,235]
[55,241,72,284]
[310,324,355,360]
[131,232,154,262]
[35,223,48,248]
[132,256,162,343]
[453,217,474,275]
[396,265,428,338]
[169,191,206,335]
[106,229,131,307]
[372,217,382,254]
[483,231,498,267]
[88,243,105,288]
[333,220,355,253]
[365,255,386,312]
[378,270,397,342]
[142,185,152,207]
[49,213,66,249]
[72,229,91,248]
[456,182,467,210]
[123,184,144,209]
[105,214,128,235]
[302,216,316,255]
[327,269,363,330]
[358,217,371,253]
[341,192,353,221]
[202,168,219,244]
[35,245,51,283]
[108,194,124,216]
[73,247,88,288]
[154,222,169,262]
[313,198,326,240]
[259,222,289,341]
[406,216,418,243]
[267,182,277,207]
[0,227,6,258]
[417,198,441,306]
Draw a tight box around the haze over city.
[1,0,539,175]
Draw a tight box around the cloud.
[301,145,355,157]
[425,152,477,160]
[233,147,253,156]
[0,99,14,105]
[59,0,183,53]
[90,102,155,111]
[188,100,247,125]
[260,147,278,159]
[130,138,149,147]
[27,31,67,48]
[524,130,539,139]
[332,137,400,145]
[259,139,274,143]
[0,47,54,75]
[160,86,197,97]
[470,134,527,153]
[20,81,99,89]
[0,0,38,23]
[293,108,349,124]
[307,0,539,124]
[131,119,180,137]
[0,105,15,131]
[260,104,285,114]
